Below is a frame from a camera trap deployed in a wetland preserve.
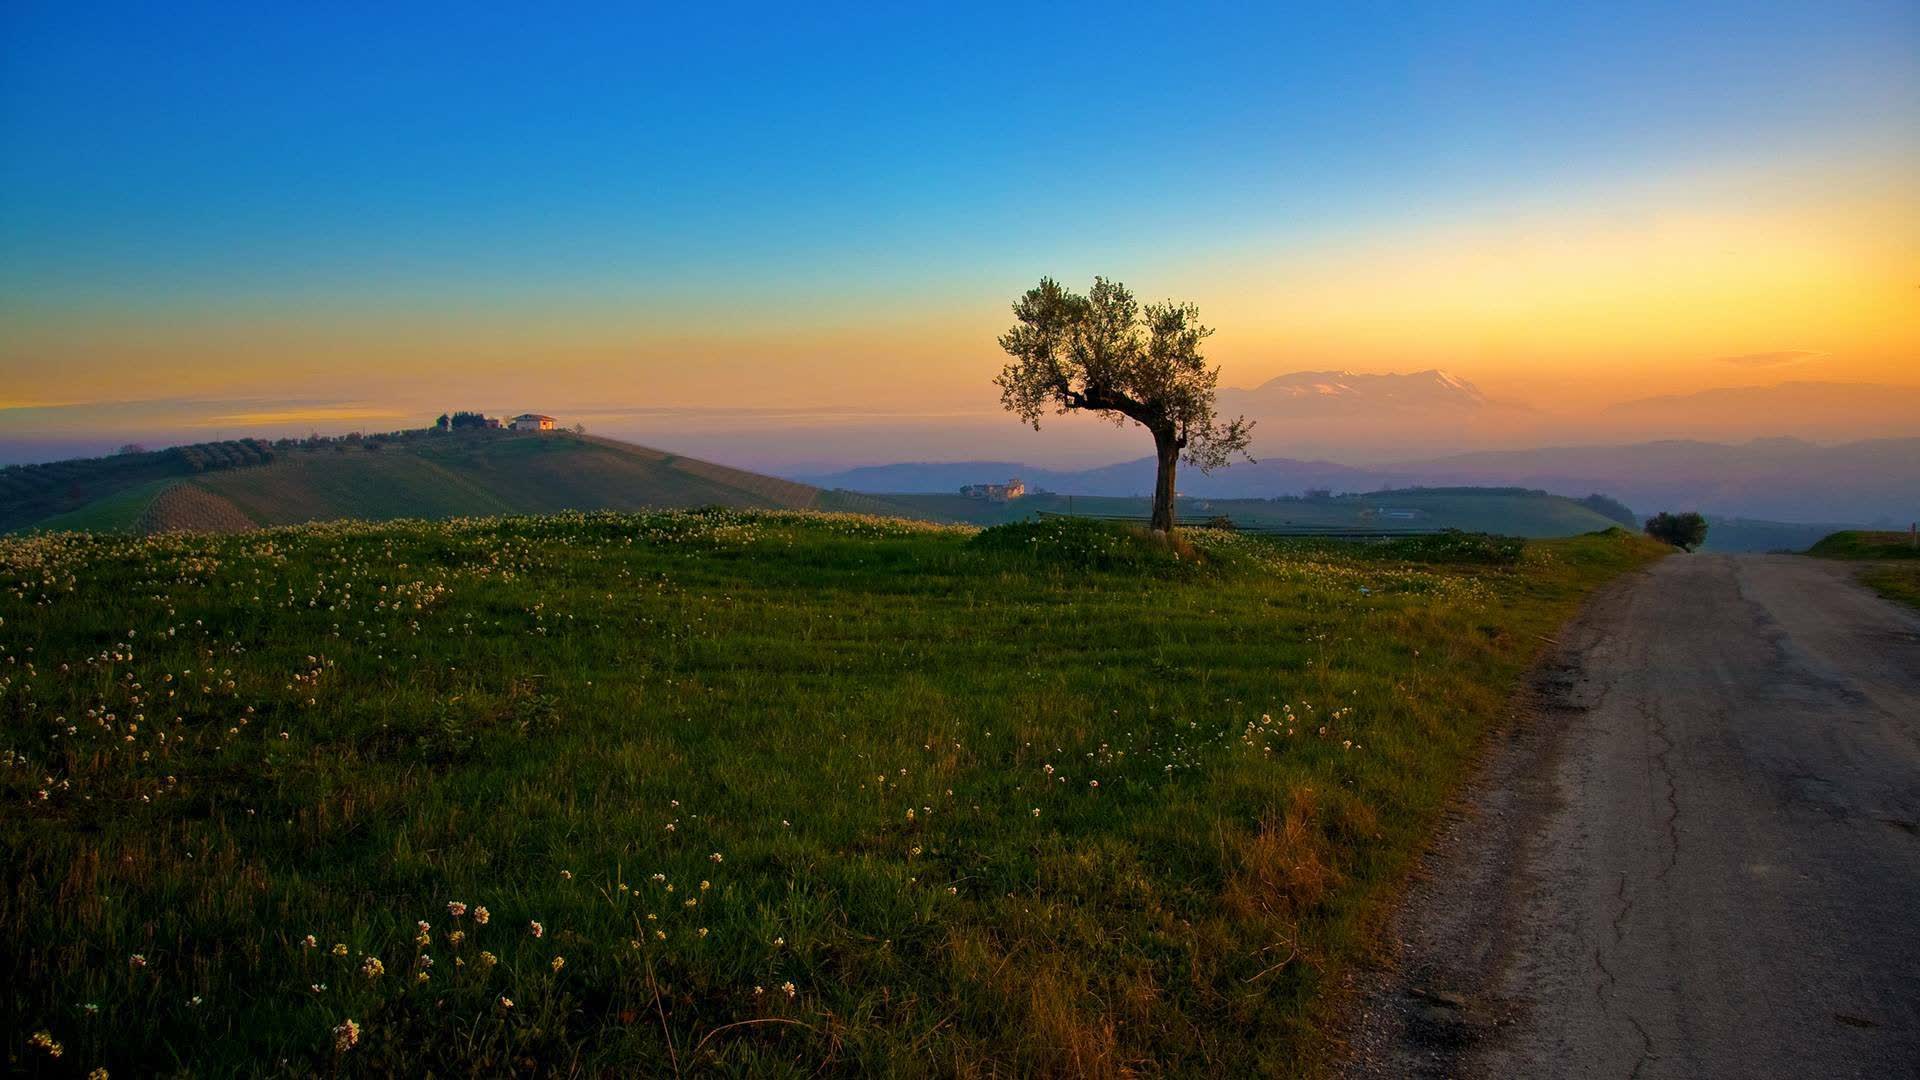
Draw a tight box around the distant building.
[484,417,503,429]
[510,413,556,431]
[1371,507,1424,520]
[960,478,1026,502]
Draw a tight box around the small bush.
[1644,511,1708,551]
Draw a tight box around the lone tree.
[996,277,1253,533]
[1645,511,1708,551]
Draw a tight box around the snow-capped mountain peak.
[1228,369,1488,412]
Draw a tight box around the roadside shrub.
[1644,511,1708,551]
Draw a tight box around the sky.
[2,1,1916,466]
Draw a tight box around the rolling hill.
[11,430,908,534]
[0,437,282,533]
[1396,437,1920,524]
[14,429,1633,540]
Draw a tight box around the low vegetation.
[1808,529,1920,612]
[1287,529,1530,567]
[1644,510,1709,551]
[1858,566,1920,611]
[1805,529,1920,560]
[1,512,1662,1075]
[0,439,281,534]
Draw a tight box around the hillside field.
[6,432,909,535]
[1808,529,1920,610]
[1805,529,1920,560]
[0,512,1662,1075]
[9,431,1644,543]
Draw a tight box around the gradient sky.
[2,1,1916,463]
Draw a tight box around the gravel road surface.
[1344,554,1920,1078]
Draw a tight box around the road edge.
[1329,560,1657,1077]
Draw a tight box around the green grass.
[13,431,853,536]
[0,512,1663,1075]
[177,433,831,530]
[25,477,176,533]
[1806,529,1920,560]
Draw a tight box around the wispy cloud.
[563,404,1001,421]
[1717,350,1822,369]
[191,406,408,427]
[0,398,93,411]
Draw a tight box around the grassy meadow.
[2,512,1662,1076]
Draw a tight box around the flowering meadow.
[0,510,1662,1075]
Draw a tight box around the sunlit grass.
[1,511,1661,1075]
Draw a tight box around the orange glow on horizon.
[3,159,1914,434]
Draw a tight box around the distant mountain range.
[1219,368,1495,415]
[1203,368,1543,460]
[796,436,1920,525]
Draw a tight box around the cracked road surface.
[1344,555,1920,1078]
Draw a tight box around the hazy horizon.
[6,368,1919,473]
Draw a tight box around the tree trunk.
[1151,432,1179,534]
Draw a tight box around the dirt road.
[1344,555,1920,1078]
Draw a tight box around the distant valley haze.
[8,369,1919,466]
[6,368,1915,528]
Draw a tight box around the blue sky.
[5,1,1911,306]
[1,1,1915,463]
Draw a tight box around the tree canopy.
[995,277,1252,531]
[1645,511,1709,551]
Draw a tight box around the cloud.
[191,406,407,427]
[1716,350,1822,368]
